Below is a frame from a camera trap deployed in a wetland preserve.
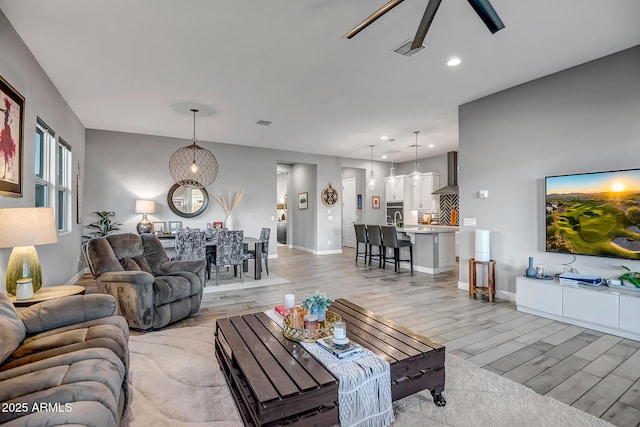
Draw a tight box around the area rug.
[203,273,288,293]
[121,326,614,427]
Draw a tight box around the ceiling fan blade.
[467,0,505,34]
[344,0,405,39]
[410,0,442,50]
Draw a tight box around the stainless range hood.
[432,151,459,195]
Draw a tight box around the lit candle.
[333,321,346,340]
[284,294,295,310]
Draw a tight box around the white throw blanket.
[265,310,394,427]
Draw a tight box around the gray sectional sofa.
[0,292,129,427]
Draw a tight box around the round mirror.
[167,184,209,218]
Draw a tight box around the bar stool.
[366,225,383,268]
[468,258,496,302]
[380,225,413,272]
[354,224,368,265]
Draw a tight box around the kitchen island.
[395,226,458,274]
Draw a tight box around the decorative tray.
[283,311,342,342]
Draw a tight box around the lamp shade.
[134,200,156,214]
[0,208,57,295]
[0,208,58,248]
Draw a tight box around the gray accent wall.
[458,45,640,298]
[0,10,86,291]
[84,130,393,257]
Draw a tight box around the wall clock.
[321,184,339,207]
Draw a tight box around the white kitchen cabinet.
[409,173,440,210]
[385,175,405,202]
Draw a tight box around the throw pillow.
[133,256,153,274]
[119,257,141,271]
[0,292,26,364]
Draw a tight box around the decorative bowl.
[283,310,342,342]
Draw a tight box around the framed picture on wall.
[298,192,308,209]
[213,221,223,228]
[0,75,25,198]
[372,196,380,209]
[168,221,182,233]
[153,221,167,234]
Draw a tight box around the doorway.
[276,166,290,246]
[342,178,357,248]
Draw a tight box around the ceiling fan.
[344,0,505,51]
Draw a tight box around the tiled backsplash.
[439,194,459,225]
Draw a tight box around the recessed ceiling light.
[428,144,435,148]
[381,155,388,159]
[447,57,462,67]
[380,136,388,140]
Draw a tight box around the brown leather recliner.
[83,233,205,330]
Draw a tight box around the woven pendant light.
[169,109,218,188]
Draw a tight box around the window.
[35,119,54,208]
[57,139,72,232]
[34,118,72,232]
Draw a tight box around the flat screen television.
[545,168,640,260]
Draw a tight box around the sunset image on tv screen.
[546,169,640,260]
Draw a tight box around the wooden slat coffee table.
[215,298,446,426]
[215,312,339,426]
[331,298,446,405]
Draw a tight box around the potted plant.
[83,211,122,239]
[619,266,640,289]
[301,291,332,322]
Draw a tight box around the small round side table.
[469,258,496,302]
[9,285,85,307]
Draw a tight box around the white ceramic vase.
[225,213,234,230]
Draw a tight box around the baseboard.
[65,270,87,286]
[496,290,516,302]
[291,245,314,254]
[315,249,342,255]
[395,262,454,274]
[290,245,342,256]
[458,281,516,302]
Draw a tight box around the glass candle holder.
[333,320,347,340]
[304,314,318,330]
[16,278,34,300]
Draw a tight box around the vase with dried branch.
[213,191,243,230]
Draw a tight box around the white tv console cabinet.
[516,276,640,341]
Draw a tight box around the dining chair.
[205,227,220,280]
[366,225,383,268]
[212,230,244,285]
[243,227,271,275]
[380,225,413,272]
[175,230,206,261]
[354,224,368,265]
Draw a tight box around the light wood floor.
[81,246,640,427]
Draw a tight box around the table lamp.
[0,207,58,296]
[135,200,156,234]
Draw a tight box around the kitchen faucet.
[394,211,403,224]
[386,215,392,224]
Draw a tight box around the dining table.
[157,234,263,280]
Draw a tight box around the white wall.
[0,11,86,291]
[458,45,640,298]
